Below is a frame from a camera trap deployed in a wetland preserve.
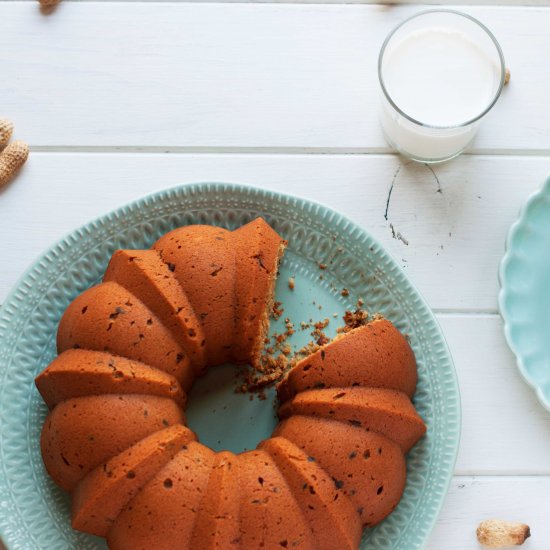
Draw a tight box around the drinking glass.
[378,10,506,163]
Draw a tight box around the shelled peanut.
[38,0,62,7]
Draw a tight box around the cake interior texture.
[35,217,426,549]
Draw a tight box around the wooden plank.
[439,314,550,475]
[427,475,550,549]
[8,0,550,5]
[0,3,549,151]
[0,152,547,310]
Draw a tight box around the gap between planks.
[454,473,550,477]
[25,146,550,156]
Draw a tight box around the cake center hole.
[185,364,278,453]
[185,257,352,453]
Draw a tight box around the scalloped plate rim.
[0,181,460,550]
[498,174,550,412]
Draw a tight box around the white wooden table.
[1,1,550,549]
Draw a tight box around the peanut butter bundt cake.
[35,217,426,549]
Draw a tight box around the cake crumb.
[341,288,350,297]
[272,301,284,320]
[318,263,327,270]
[236,293,379,398]
[288,277,295,290]
[339,309,369,332]
[235,354,290,400]
[284,318,295,337]
[337,301,372,334]
[294,340,321,359]
[311,318,330,346]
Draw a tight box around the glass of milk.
[378,10,506,163]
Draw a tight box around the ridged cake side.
[153,225,236,367]
[36,349,186,409]
[260,436,362,550]
[107,442,215,550]
[274,415,407,526]
[103,250,207,373]
[278,386,426,453]
[56,281,194,389]
[188,451,241,549]
[277,319,417,402]
[238,449,316,549]
[72,424,196,536]
[40,394,185,492]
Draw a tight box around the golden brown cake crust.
[274,415,406,526]
[153,226,236,367]
[278,387,426,453]
[277,319,417,403]
[35,349,186,409]
[56,281,194,390]
[72,424,196,536]
[103,249,207,372]
[40,394,185,492]
[189,451,241,549]
[107,442,215,550]
[238,449,316,549]
[260,437,362,550]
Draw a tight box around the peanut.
[477,519,530,548]
[0,118,14,149]
[0,140,29,188]
[38,0,62,6]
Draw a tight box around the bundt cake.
[35,217,426,549]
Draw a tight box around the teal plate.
[500,175,550,412]
[0,183,460,549]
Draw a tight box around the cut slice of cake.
[232,218,287,368]
[277,319,417,403]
